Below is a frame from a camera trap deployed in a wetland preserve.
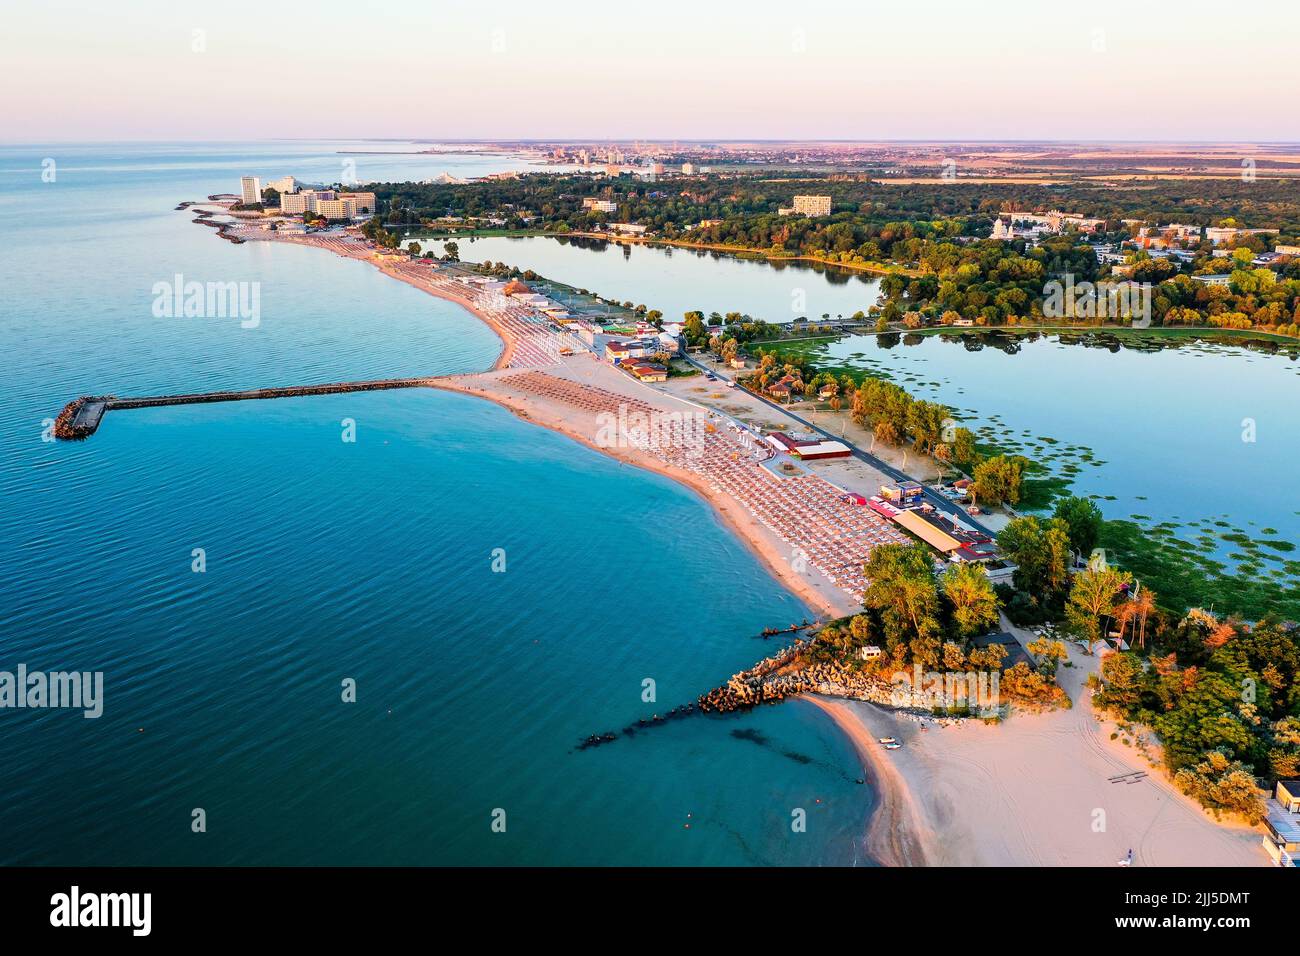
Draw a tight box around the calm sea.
[0,142,874,865]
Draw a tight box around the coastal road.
[680,353,997,538]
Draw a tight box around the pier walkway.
[52,377,436,440]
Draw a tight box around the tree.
[1156,668,1258,769]
[941,641,967,671]
[683,312,706,345]
[442,241,460,261]
[862,543,941,650]
[968,641,1007,672]
[1052,495,1103,559]
[942,562,999,637]
[1066,565,1132,654]
[1095,651,1151,716]
[997,516,1072,607]
[1128,585,1158,646]
[1269,717,1300,778]
[1026,637,1069,677]
[873,418,901,445]
[1211,618,1300,717]
[951,427,978,466]
[848,614,873,644]
[1173,749,1266,823]
[1113,598,1139,647]
[907,400,952,456]
[969,454,1027,506]
[1000,660,1056,701]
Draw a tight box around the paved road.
[681,353,997,538]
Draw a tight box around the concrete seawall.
[52,377,437,440]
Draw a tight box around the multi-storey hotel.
[792,194,832,217]
[278,188,377,219]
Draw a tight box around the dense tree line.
[363,173,1300,237]
[1148,270,1300,337]
[1095,608,1300,822]
[811,542,1067,709]
[364,173,1300,335]
[745,343,1035,504]
[995,495,1299,821]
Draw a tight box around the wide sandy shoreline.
[249,228,854,620]
[426,371,850,621]
[241,226,1268,868]
[806,639,1266,867]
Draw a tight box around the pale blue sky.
[3,0,1296,141]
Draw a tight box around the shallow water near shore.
[0,142,874,865]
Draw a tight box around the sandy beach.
[806,634,1267,867]
[229,223,1269,869]
[223,220,879,620]
[428,362,861,620]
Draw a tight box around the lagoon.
[420,234,885,326]
[783,330,1300,611]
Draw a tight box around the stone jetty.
[697,644,941,714]
[190,208,245,243]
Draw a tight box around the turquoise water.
[0,143,872,865]
[422,234,884,326]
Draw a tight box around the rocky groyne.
[191,208,245,243]
[52,396,114,440]
[697,646,955,715]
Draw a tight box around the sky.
[3,0,1297,142]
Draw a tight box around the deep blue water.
[0,142,872,865]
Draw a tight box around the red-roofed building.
[625,362,668,382]
[765,432,851,461]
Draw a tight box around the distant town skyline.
[4,0,1297,142]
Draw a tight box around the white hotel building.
[279,189,378,220]
[792,195,832,217]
